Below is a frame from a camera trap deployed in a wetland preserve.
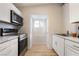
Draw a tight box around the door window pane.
[34,20,40,28]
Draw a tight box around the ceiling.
[14,3,46,7]
[14,3,63,7]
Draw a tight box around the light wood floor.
[24,44,57,56]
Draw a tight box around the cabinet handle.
[73,45,79,49]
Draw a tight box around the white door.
[30,15,48,47]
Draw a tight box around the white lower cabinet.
[57,37,64,56]
[65,45,79,56]
[53,35,79,56]
[0,45,17,56]
[53,35,64,56]
[65,40,79,56]
[53,35,57,52]
[0,37,18,56]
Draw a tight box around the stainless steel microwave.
[10,10,23,26]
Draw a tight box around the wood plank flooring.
[24,44,57,56]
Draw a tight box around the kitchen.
[0,3,28,56]
[0,3,79,56]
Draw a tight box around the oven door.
[18,36,28,55]
[18,39,25,55]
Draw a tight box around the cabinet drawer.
[65,40,79,46]
[65,40,79,52]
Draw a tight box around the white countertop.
[55,34,79,43]
[0,36,18,44]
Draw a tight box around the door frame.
[29,14,48,49]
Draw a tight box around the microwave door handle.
[12,20,19,23]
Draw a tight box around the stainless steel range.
[18,33,28,55]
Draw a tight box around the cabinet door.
[65,40,79,56]
[0,44,18,56]
[53,35,58,52]
[65,45,79,56]
[63,3,79,23]
[8,43,18,56]
[0,38,18,56]
[56,36,64,56]
[10,4,22,16]
[10,38,18,56]
[53,35,64,56]
[69,3,79,23]
[0,3,11,22]
[0,3,21,22]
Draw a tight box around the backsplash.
[75,23,79,32]
[18,26,24,33]
[70,23,79,33]
[0,22,17,29]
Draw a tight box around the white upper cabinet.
[0,4,11,22]
[69,3,79,23]
[0,3,21,23]
[63,3,79,23]
[10,4,22,16]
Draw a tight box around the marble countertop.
[55,34,79,43]
[0,36,18,44]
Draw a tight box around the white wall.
[0,22,17,28]
[18,4,64,49]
